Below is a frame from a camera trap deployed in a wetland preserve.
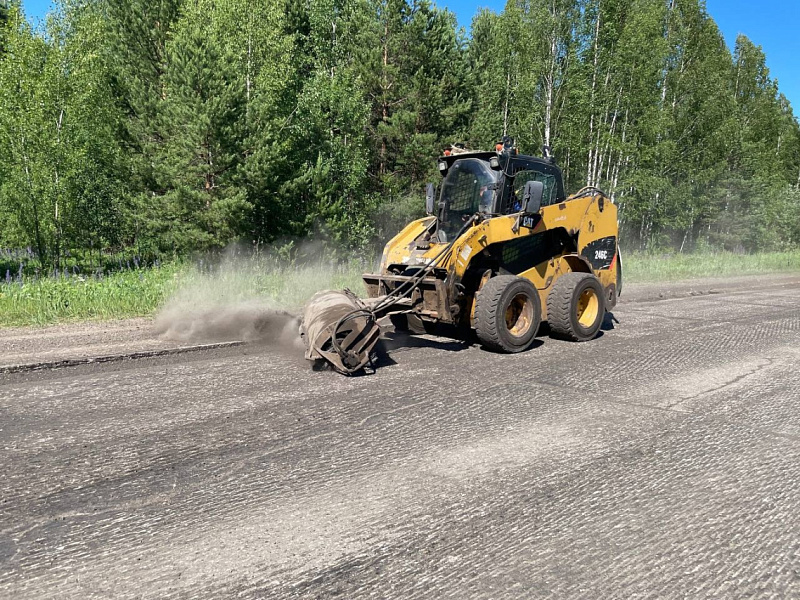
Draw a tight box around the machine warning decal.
[581,236,617,270]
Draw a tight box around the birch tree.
[0,2,122,267]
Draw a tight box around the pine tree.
[103,0,182,253]
[138,0,249,252]
[286,0,372,248]
[355,0,471,194]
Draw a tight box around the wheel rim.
[505,293,534,337]
[576,288,599,328]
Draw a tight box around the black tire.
[547,272,606,342]
[474,275,541,353]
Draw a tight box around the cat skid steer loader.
[300,137,621,374]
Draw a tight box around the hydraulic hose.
[329,215,480,365]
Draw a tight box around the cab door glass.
[511,169,558,211]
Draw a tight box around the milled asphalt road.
[1,275,799,599]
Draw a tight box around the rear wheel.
[474,275,541,353]
[547,272,605,342]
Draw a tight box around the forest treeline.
[1,0,799,269]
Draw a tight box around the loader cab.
[436,156,499,240]
[436,149,565,241]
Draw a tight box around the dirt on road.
[2,272,795,367]
[1,273,798,599]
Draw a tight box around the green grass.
[1,251,799,328]
[0,259,367,328]
[0,263,185,327]
[623,250,800,282]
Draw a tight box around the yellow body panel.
[368,192,619,327]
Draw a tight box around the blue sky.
[20,0,800,111]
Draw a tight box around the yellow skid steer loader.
[300,137,621,374]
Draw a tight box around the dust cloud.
[154,299,301,348]
[153,251,347,354]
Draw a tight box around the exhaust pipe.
[299,289,382,374]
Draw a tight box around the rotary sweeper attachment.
[299,215,478,375]
[299,289,384,374]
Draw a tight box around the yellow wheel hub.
[576,288,599,328]
[505,293,534,337]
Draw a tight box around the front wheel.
[474,275,542,353]
[547,272,606,342]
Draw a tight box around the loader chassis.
[362,152,619,329]
[301,143,620,374]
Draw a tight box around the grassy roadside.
[0,263,185,328]
[0,260,367,328]
[1,251,799,328]
[623,250,800,282]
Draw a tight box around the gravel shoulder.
[0,318,171,368]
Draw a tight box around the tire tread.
[547,272,604,342]
[474,275,539,352]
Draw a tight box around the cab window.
[510,168,558,212]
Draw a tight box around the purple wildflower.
[5,270,10,284]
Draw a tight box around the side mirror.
[425,183,436,215]
[522,180,544,214]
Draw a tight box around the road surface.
[1,274,799,598]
